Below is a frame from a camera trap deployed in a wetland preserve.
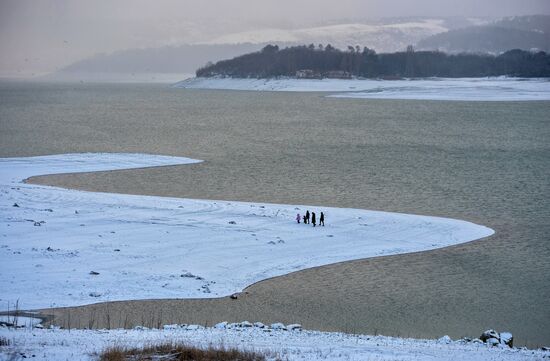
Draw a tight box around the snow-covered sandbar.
[174,77,550,101]
[0,153,493,310]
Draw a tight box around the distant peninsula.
[196,44,550,79]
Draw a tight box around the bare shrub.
[0,336,10,346]
[100,342,266,361]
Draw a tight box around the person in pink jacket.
[296,213,301,223]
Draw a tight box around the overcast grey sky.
[1,0,549,77]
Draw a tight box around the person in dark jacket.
[320,212,325,226]
[311,212,316,227]
[303,215,307,224]
[305,210,310,224]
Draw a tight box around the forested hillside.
[196,45,550,78]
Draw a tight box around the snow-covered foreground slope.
[174,77,550,101]
[0,325,544,361]
[0,153,493,310]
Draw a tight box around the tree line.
[196,44,550,78]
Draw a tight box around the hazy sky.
[1,0,549,77]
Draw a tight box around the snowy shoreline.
[1,153,493,310]
[174,76,550,101]
[1,323,546,361]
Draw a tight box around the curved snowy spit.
[174,77,550,101]
[0,153,494,310]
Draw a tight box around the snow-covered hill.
[201,19,450,52]
[417,15,550,53]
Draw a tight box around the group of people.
[296,210,324,227]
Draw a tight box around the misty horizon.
[1,0,549,78]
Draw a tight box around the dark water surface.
[1,82,549,346]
